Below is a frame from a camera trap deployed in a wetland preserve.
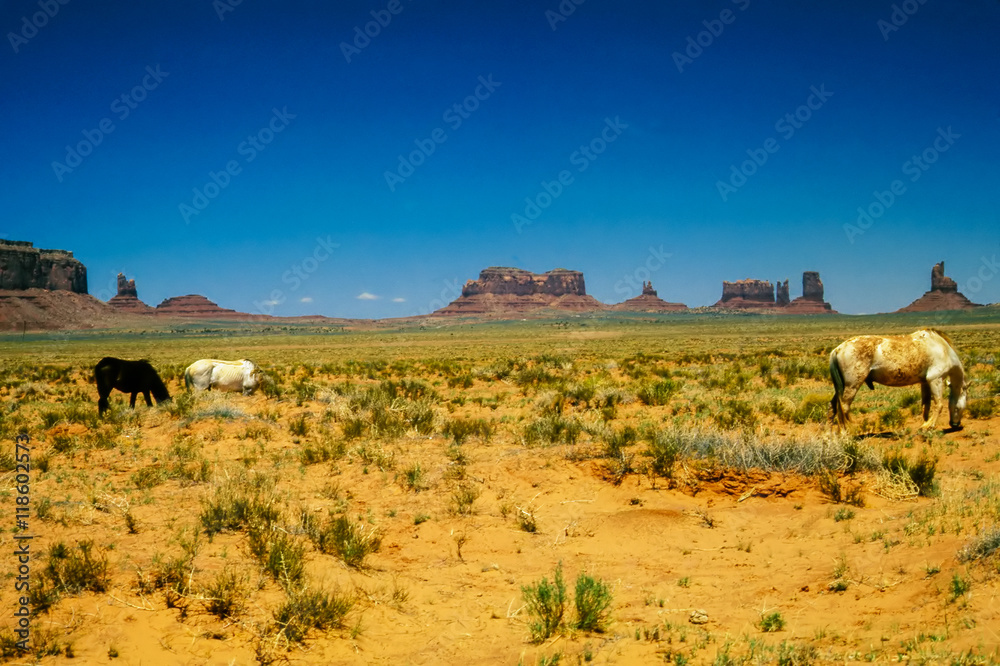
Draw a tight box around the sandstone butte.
[0,239,87,292]
[155,294,249,318]
[896,261,981,312]
[106,273,156,314]
[611,281,687,312]
[712,271,836,313]
[433,267,604,315]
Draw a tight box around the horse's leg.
[143,390,153,407]
[920,378,945,429]
[129,392,138,409]
[920,381,931,423]
[98,392,109,416]
[837,383,860,430]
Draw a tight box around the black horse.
[94,357,171,416]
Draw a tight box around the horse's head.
[948,378,969,429]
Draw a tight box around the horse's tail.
[184,366,192,390]
[829,348,847,427]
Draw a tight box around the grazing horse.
[94,357,171,416]
[184,359,262,395]
[829,329,968,431]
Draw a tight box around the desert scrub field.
[1,312,1000,664]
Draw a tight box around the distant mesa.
[714,278,778,309]
[0,239,87,293]
[896,261,980,313]
[155,294,248,318]
[434,267,604,316]
[713,271,835,313]
[107,273,155,314]
[784,271,836,313]
[612,281,687,312]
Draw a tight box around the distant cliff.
[713,272,835,313]
[612,281,687,312]
[896,261,980,312]
[435,267,604,315]
[107,273,155,313]
[714,279,776,309]
[0,240,87,293]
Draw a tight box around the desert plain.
[2,310,1000,665]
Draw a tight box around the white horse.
[829,329,968,430]
[184,359,262,395]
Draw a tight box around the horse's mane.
[922,328,954,345]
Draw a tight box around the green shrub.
[300,433,346,466]
[522,564,568,642]
[791,394,829,424]
[636,379,681,406]
[289,414,310,437]
[523,415,583,447]
[967,397,996,420]
[573,573,613,632]
[203,567,249,619]
[404,400,436,434]
[401,463,425,491]
[307,515,382,568]
[443,418,493,445]
[714,400,758,430]
[274,584,353,644]
[199,471,281,538]
[883,449,937,497]
[879,407,906,429]
[450,483,480,515]
[759,611,785,632]
[645,430,682,480]
[248,524,306,588]
[42,539,111,595]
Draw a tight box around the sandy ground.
[5,388,1000,665]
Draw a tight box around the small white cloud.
[262,299,281,306]
[299,297,313,303]
[392,297,406,303]
[356,292,380,300]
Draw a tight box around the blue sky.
[2,0,998,317]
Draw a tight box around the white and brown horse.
[184,359,262,395]
[829,329,968,430]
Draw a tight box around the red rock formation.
[775,280,790,306]
[713,279,776,309]
[784,271,836,313]
[897,261,980,312]
[155,294,248,318]
[0,240,87,293]
[0,289,119,331]
[107,273,155,313]
[434,267,604,316]
[613,281,687,312]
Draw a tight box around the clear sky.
[2,0,998,317]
